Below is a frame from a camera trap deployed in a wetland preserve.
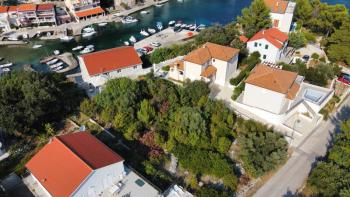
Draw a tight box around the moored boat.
[46,58,59,65]
[60,35,74,42]
[122,16,138,24]
[129,36,137,43]
[53,50,60,55]
[98,22,108,27]
[0,63,13,68]
[147,28,156,34]
[80,45,95,54]
[50,62,63,69]
[32,44,42,49]
[124,41,130,46]
[52,65,64,72]
[168,20,176,26]
[82,27,97,38]
[140,10,149,14]
[140,29,150,37]
[156,22,163,31]
[72,46,84,51]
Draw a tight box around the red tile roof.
[239,35,249,43]
[248,28,288,49]
[264,0,289,14]
[7,6,17,12]
[26,132,124,197]
[81,46,142,76]
[201,65,217,78]
[0,6,8,13]
[17,4,37,11]
[75,7,104,18]
[37,3,54,11]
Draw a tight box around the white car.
[150,42,161,47]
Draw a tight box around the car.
[143,46,153,53]
[338,73,350,85]
[302,55,310,62]
[150,42,161,47]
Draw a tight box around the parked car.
[143,46,153,53]
[302,55,310,62]
[338,73,350,85]
[150,42,161,47]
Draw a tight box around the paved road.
[254,95,350,197]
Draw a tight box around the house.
[246,28,288,64]
[78,46,143,87]
[264,0,296,33]
[0,6,10,32]
[7,6,19,27]
[114,0,136,8]
[56,6,72,25]
[17,4,37,26]
[65,0,105,21]
[168,42,240,86]
[25,132,161,197]
[36,4,56,26]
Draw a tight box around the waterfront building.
[114,0,136,8]
[0,6,11,32]
[36,4,57,26]
[78,46,143,87]
[168,42,240,86]
[17,4,37,27]
[25,131,161,197]
[7,6,19,27]
[55,6,72,25]
[246,28,288,64]
[264,0,296,33]
[64,0,105,21]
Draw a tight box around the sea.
[0,0,348,71]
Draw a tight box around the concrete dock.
[56,53,78,73]
[133,27,198,50]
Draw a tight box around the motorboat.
[168,20,176,26]
[0,63,13,68]
[155,3,163,7]
[147,28,156,34]
[122,16,138,24]
[32,44,42,49]
[140,29,150,37]
[80,46,95,54]
[52,66,64,72]
[83,26,95,32]
[156,22,163,31]
[86,45,94,49]
[98,22,108,27]
[189,24,196,31]
[53,50,60,55]
[175,23,182,28]
[140,10,149,14]
[180,24,187,28]
[60,35,74,42]
[72,46,84,51]
[129,36,137,43]
[124,41,130,46]
[82,27,96,38]
[196,24,206,31]
[46,58,59,65]
[50,62,63,69]
[22,34,29,39]
[7,36,18,41]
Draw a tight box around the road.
[254,95,350,197]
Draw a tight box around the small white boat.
[168,20,176,26]
[53,50,60,55]
[140,29,150,36]
[140,10,149,14]
[46,58,59,65]
[86,45,94,49]
[124,41,130,46]
[22,34,29,39]
[60,36,74,41]
[156,22,163,30]
[0,63,13,68]
[98,22,108,27]
[129,36,137,43]
[181,24,187,28]
[189,24,196,31]
[53,66,64,72]
[32,44,42,49]
[72,46,84,51]
[122,16,138,24]
[197,24,206,31]
[175,23,182,28]
[80,46,95,54]
[50,62,63,69]
[82,31,96,38]
[2,68,10,72]
[147,28,156,34]
[83,26,95,33]
[7,36,18,41]
[155,3,163,7]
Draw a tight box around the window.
[265,45,269,49]
[117,69,121,73]
[263,55,267,59]
[212,58,215,62]
[254,42,257,47]
[273,19,279,27]
[133,66,138,69]
[259,43,262,46]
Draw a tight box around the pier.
[56,53,78,73]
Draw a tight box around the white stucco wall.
[247,38,283,63]
[72,162,125,197]
[30,173,53,197]
[242,83,289,114]
[184,61,205,81]
[79,56,143,87]
[168,67,184,81]
[270,12,293,33]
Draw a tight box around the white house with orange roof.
[65,0,105,21]
[168,42,240,86]
[264,0,296,33]
[24,132,161,197]
[0,6,10,31]
[246,28,288,64]
[78,46,143,87]
[17,4,37,26]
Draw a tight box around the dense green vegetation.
[305,118,350,196]
[81,75,288,192]
[0,71,84,137]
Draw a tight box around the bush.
[230,52,261,86]
[289,32,307,49]
[161,65,170,71]
[311,53,320,60]
[232,82,245,100]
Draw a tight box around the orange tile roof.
[239,35,249,43]
[26,132,124,197]
[37,3,54,11]
[264,0,288,14]
[7,6,17,12]
[75,7,104,18]
[81,46,142,76]
[184,42,239,65]
[0,6,8,13]
[286,82,300,100]
[201,65,217,78]
[17,4,37,11]
[245,64,298,95]
[249,28,288,49]
[170,60,184,71]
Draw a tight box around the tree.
[195,24,234,46]
[288,32,307,49]
[294,0,313,23]
[237,0,271,38]
[137,99,156,126]
[181,81,210,106]
[0,71,84,136]
[327,21,350,65]
[196,186,230,197]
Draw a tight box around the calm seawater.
[0,0,348,70]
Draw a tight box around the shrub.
[232,82,245,100]
[311,53,320,60]
[161,65,170,71]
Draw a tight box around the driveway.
[253,95,350,197]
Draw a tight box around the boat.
[168,20,176,26]
[121,16,138,24]
[189,24,196,31]
[147,28,156,34]
[50,62,63,69]
[52,66,64,72]
[129,36,137,43]
[46,58,59,65]
[155,3,163,7]
[140,29,150,36]
[2,68,10,72]
[196,24,206,31]
[140,10,149,14]
[7,36,18,41]
[175,23,182,28]
[0,63,13,68]
[82,27,96,38]
[86,45,94,49]
[60,35,74,42]
[72,46,84,51]
[98,22,108,27]
[80,46,94,54]
[156,22,163,31]
[32,44,42,49]
[83,26,95,32]
[181,24,187,28]
[124,41,130,46]
[53,50,60,55]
